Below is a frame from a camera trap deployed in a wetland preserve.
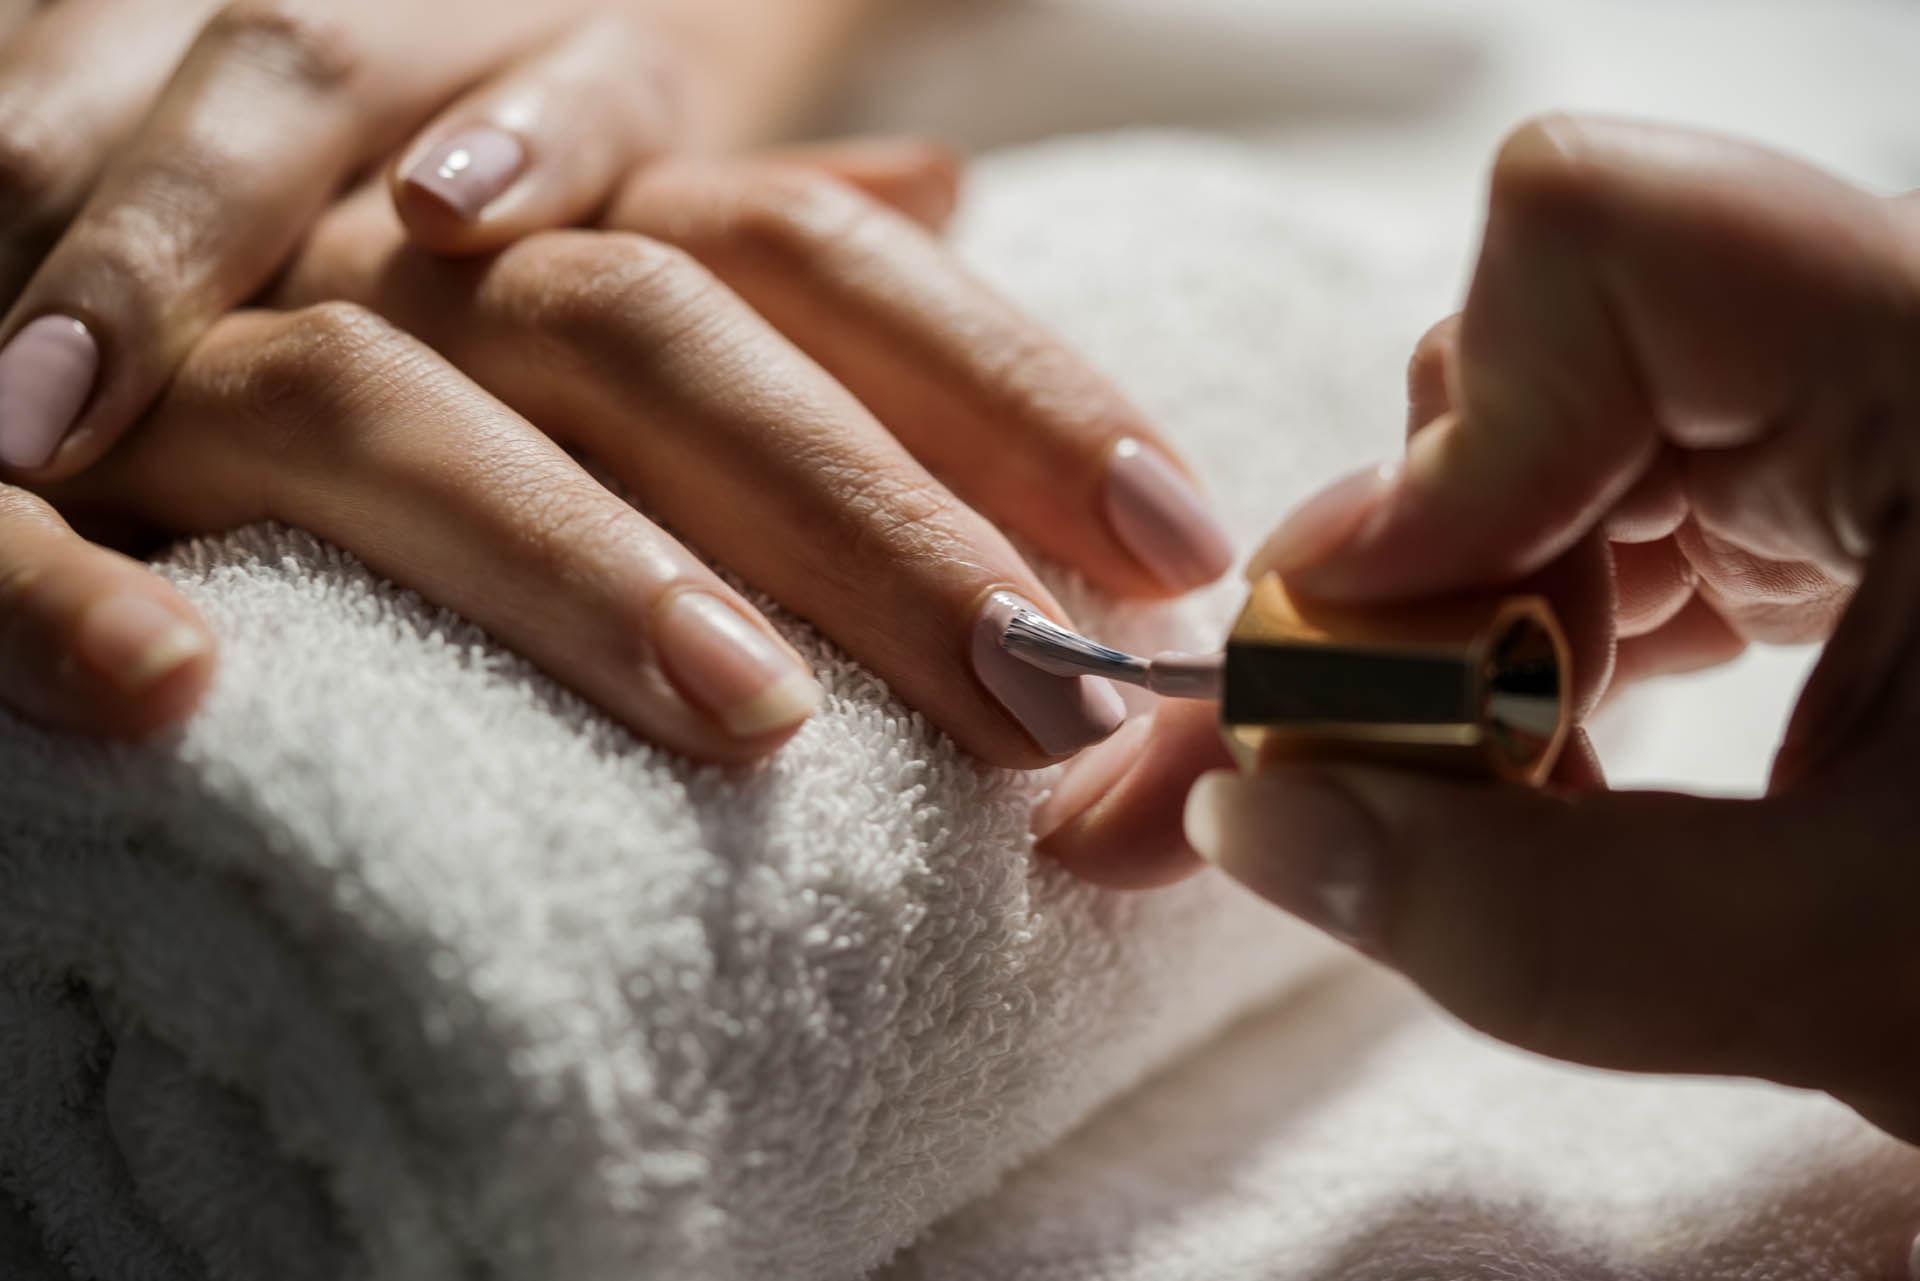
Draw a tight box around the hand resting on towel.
[3,141,1231,764]
[1050,114,1920,1147]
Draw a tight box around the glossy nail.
[1103,438,1236,591]
[972,591,1126,756]
[1032,713,1152,841]
[1184,769,1382,949]
[655,591,820,739]
[1244,459,1400,583]
[401,127,526,221]
[0,316,99,470]
[77,595,211,695]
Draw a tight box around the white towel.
[884,967,1920,1280]
[0,137,1413,1281]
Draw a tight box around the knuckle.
[229,302,413,453]
[729,170,884,266]
[513,232,712,353]
[200,0,365,91]
[811,454,966,586]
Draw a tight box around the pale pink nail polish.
[76,595,210,695]
[0,315,98,470]
[1244,459,1400,583]
[1103,438,1236,591]
[972,591,1126,757]
[401,127,526,221]
[655,591,820,739]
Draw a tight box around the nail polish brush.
[1000,574,1572,785]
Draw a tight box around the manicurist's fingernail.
[655,591,820,739]
[1184,769,1382,949]
[76,594,212,695]
[401,127,526,221]
[0,316,99,471]
[1103,438,1236,591]
[1244,459,1400,583]
[972,591,1127,757]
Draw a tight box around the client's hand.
[0,0,872,475]
[3,146,1233,766]
[1046,116,1920,1143]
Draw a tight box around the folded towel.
[0,137,1421,1281]
[884,968,1920,1280]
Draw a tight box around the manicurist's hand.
[4,143,1234,765]
[1043,115,1920,1144]
[0,0,875,476]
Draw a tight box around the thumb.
[1182,758,1918,1108]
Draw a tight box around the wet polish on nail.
[1103,438,1237,591]
[973,591,1127,757]
[400,127,526,221]
[655,591,820,739]
[0,315,99,471]
[1244,459,1400,583]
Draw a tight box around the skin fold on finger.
[600,159,1237,599]
[1610,532,1696,638]
[44,304,822,763]
[0,484,213,738]
[392,10,679,254]
[277,197,1119,767]
[0,0,610,480]
[0,0,222,299]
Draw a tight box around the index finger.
[1260,115,1920,603]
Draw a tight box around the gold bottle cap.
[1221,574,1571,785]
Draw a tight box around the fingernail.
[655,591,820,739]
[1184,770,1382,949]
[0,315,99,470]
[1907,1229,1920,1281]
[401,127,526,221]
[1103,438,1236,591]
[1032,712,1153,841]
[972,591,1127,757]
[1244,459,1400,583]
[76,595,211,695]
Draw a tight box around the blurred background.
[826,0,1920,795]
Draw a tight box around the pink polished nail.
[972,591,1127,757]
[1244,459,1400,583]
[400,127,526,221]
[1103,438,1236,591]
[0,316,98,470]
[655,591,820,739]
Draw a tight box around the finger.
[1262,115,1920,602]
[1181,756,1916,1096]
[0,0,589,478]
[392,11,676,254]
[50,303,821,763]
[0,0,220,298]
[603,161,1238,598]
[278,198,1125,767]
[761,137,965,234]
[1611,591,1746,688]
[1611,533,1696,637]
[0,485,213,738]
[1405,313,1459,435]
